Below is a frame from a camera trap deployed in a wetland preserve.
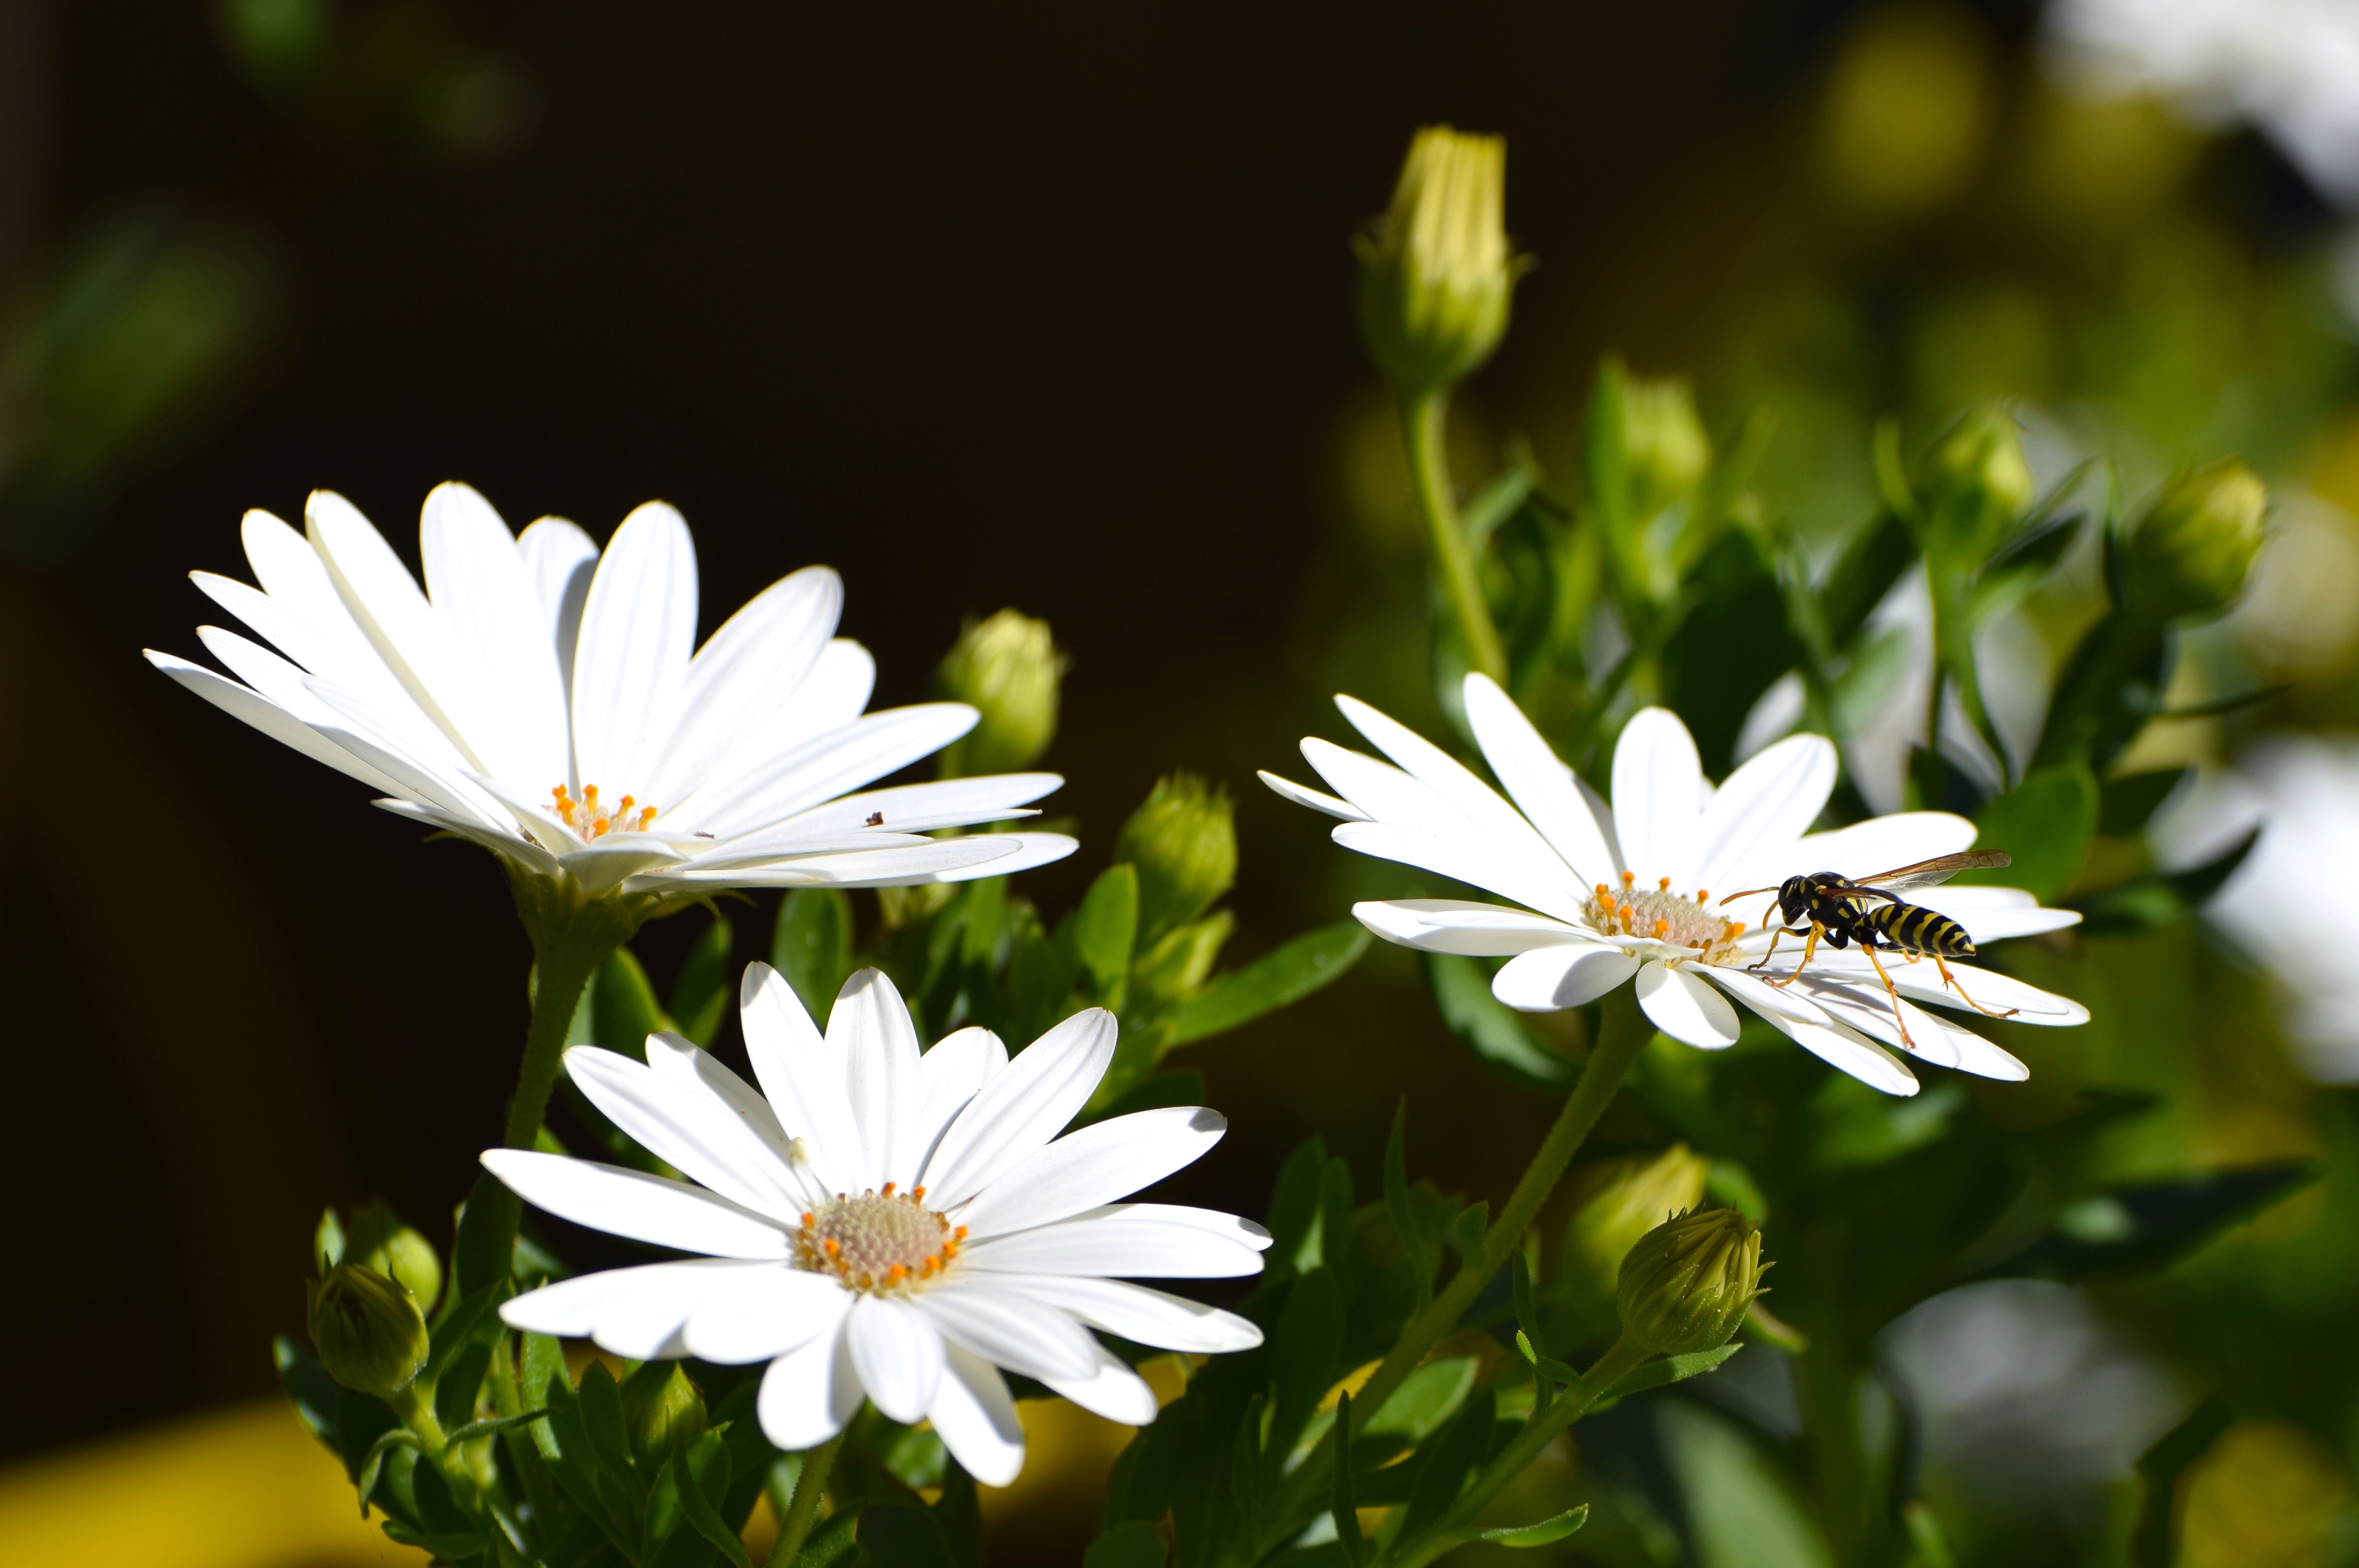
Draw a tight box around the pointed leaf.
[669,914,736,1047]
[1480,1504,1592,1548]
[1166,922,1370,1048]
[774,888,856,1024]
[1425,953,1574,1090]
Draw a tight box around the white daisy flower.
[144,484,1076,907]
[1262,675,2089,1097]
[482,963,1269,1485]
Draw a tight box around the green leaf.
[1083,1518,1170,1568]
[354,1428,421,1514]
[1449,1201,1488,1268]
[669,914,735,1047]
[426,1279,507,1377]
[934,1460,983,1568]
[1510,1251,1542,1355]
[1462,443,1540,553]
[1165,921,1370,1048]
[774,888,856,1023]
[1264,1138,1328,1282]
[578,1360,638,1479]
[521,1332,568,1461]
[2099,766,2192,837]
[274,1334,344,1451]
[1663,527,1804,775]
[1872,417,1915,523]
[1330,1390,1367,1568]
[1072,863,1139,1007]
[2132,1396,2231,1568]
[1383,1100,1433,1296]
[1425,953,1574,1090]
[1480,1504,1591,1548]
[1365,1357,1478,1442]
[1268,1268,1345,1459]
[2069,827,2257,934]
[1398,1388,1496,1544]
[1830,625,1911,742]
[1825,511,1916,648]
[448,1171,519,1304]
[1980,1164,2317,1282]
[676,1428,754,1568]
[1959,764,2098,902]
[1598,1344,1743,1405]
[592,946,670,1059]
[1971,511,2083,627]
[860,1498,958,1567]
[1229,1391,1267,1513]
[433,1338,494,1433]
[796,1498,866,1567]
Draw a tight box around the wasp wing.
[1846,850,2013,894]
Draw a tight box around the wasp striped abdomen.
[1861,902,1976,959]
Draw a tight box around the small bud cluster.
[934,609,1066,778]
[1616,1206,1766,1357]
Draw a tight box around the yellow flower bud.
[2128,459,2267,622]
[1616,1207,1765,1357]
[1115,773,1237,943]
[306,1264,430,1398]
[933,609,1066,777]
[621,1362,706,1469]
[1565,1144,1711,1295]
[1356,126,1521,395]
[1620,376,1711,520]
[1924,401,2033,563]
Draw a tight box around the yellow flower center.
[793,1184,965,1296]
[1587,871,1748,963]
[549,783,658,840]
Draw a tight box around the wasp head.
[1777,875,1819,927]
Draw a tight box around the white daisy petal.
[419,481,571,790]
[1041,1341,1161,1426]
[834,969,925,1189]
[1635,960,1743,1048]
[1329,821,1589,925]
[757,1319,864,1452]
[1462,673,1622,887]
[562,1045,806,1217]
[144,651,409,798]
[516,516,598,687]
[234,510,435,725]
[960,1204,1271,1279]
[846,1296,947,1424]
[1354,898,1590,956]
[1336,694,1567,856]
[685,705,980,836]
[914,1027,1009,1173]
[1789,977,2031,1081]
[1257,769,1370,822]
[983,1275,1264,1353]
[645,565,843,805]
[1794,952,2089,1023]
[569,500,698,793]
[960,1107,1228,1239]
[773,774,1062,839]
[768,638,877,751]
[1690,732,1839,897]
[1703,968,1921,1096]
[1611,707,1705,887]
[683,1270,850,1365]
[499,1258,774,1343]
[1492,943,1643,1012]
[921,1008,1118,1209]
[913,1281,1099,1381]
[739,963,863,1191]
[1792,811,1979,881]
[375,800,563,879]
[478,1148,792,1260]
[926,1345,1026,1487]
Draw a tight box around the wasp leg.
[1760,922,1824,986]
[1747,924,1793,971]
[1863,943,1916,1050]
[1933,954,2021,1020]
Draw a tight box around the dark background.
[2,0,2009,1461]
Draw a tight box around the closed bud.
[1115,773,1237,943]
[621,1362,706,1469]
[341,1201,444,1316]
[1923,402,2033,563]
[1565,1144,1711,1295]
[1620,376,1711,520]
[307,1264,429,1398]
[2128,459,2267,622]
[1616,1207,1765,1357]
[933,609,1066,777]
[1356,126,1520,395]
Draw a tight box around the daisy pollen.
[548,783,657,840]
[1589,872,1747,962]
[795,1185,965,1294]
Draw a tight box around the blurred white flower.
[486,965,1268,1484]
[2045,0,2359,206]
[1264,676,2086,1098]
[2154,734,2359,1079]
[147,484,1076,903]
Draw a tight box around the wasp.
[1720,851,2019,1050]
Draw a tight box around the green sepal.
[859,1498,959,1567]
[1165,921,1370,1048]
[1479,1504,1591,1547]
[669,914,735,1047]
[774,888,856,1023]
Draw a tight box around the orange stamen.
[1595,882,1612,899]
[881,1181,896,1196]
[822,1238,840,1258]
[888,1264,907,1281]
[1652,918,1669,939]
[911,1185,927,1201]
[1622,870,1637,886]
[1659,876,1672,891]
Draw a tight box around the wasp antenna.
[1719,887,1777,906]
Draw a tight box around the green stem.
[1393,1333,1653,1568]
[1403,389,1508,684]
[390,1381,449,1455]
[1248,989,1652,1559]
[503,892,634,1150]
[768,1430,846,1568]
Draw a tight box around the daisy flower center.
[549,782,659,839]
[793,1183,966,1296]
[1587,871,1748,963]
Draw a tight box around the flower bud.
[1616,1207,1765,1357]
[1565,1144,1710,1295]
[341,1201,444,1316]
[932,609,1066,777]
[1356,126,1519,395]
[1620,376,1711,521]
[621,1362,706,1469]
[307,1264,430,1398]
[1923,402,2032,563]
[1115,773,1237,943]
[2128,459,2267,622]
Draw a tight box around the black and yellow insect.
[1720,852,2019,1049]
